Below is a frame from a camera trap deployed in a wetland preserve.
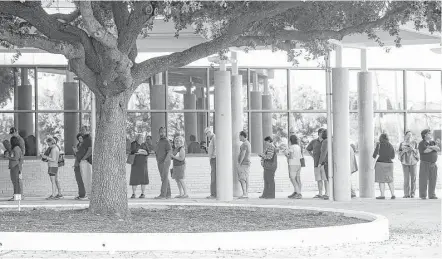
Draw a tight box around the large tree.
[0,0,439,217]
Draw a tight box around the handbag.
[300,146,305,167]
[126,154,135,165]
[58,154,65,167]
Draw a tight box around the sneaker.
[313,194,323,199]
[351,194,357,198]
[420,196,427,200]
[288,192,297,198]
[322,195,329,200]
[46,195,55,200]
[403,195,410,198]
[238,195,249,199]
[391,195,396,200]
[376,196,385,200]
[130,194,136,199]
[429,196,438,200]
[410,195,415,198]
[206,195,216,199]
[74,196,81,200]
[154,196,166,199]
[139,194,145,199]
[174,195,182,198]
[294,194,302,199]
[54,194,63,199]
[180,195,189,199]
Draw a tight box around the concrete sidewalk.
[0,190,440,258]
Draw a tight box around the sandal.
[313,194,323,199]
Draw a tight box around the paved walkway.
[0,190,441,258]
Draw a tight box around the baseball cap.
[9,127,17,134]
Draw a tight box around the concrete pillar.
[215,70,233,201]
[184,93,197,143]
[63,75,79,155]
[250,91,263,154]
[358,72,375,198]
[196,88,207,142]
[332,68,351,201]
[17,69,33,137]
[231,74,243,197]
[150,84,166,146]
[262,94,272,144]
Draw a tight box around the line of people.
[2,125,439,201]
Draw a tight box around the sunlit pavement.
[0,190,440,258]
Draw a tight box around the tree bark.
[89,91,130,218]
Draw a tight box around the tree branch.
[116,1,155,54]
[77,1,118,49]
[50,9,80,24]
[0,29,83,59]
[132,1,302,86]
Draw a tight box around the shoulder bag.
[300,145,305,167]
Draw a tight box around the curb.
[0,202,389,251]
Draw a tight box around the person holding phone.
[41,137,63,200]
[399,131,419,198]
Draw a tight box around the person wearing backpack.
[259,136,278,199]
[41,137,63,200]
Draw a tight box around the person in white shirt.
[41,137,63,200]
[284,135,303,199]
[205,127,216,199]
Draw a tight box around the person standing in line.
[373,133,396,200]
[129,134,149,199]
[73,133,87,200]
[285,135,303,199]
[155,127,172,199]
[187,135,201,154]
[205,127,217,199]
[306,128,328,199]
[5,137,24,201]
[418,129,440,200]
[399,131,419,198]
[171,136,188,198]
[41,137,63,200]
[79,126,93,196]
[318,129,330,200]
[9,127,25,155]
[259,136,278,199]
[237,131,251,199]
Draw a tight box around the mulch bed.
[0,206,369,233]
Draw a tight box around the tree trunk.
[89,91,130,218]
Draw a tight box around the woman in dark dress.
[130,134,149,198]
[373,133,396,199]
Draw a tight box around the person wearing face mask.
[418,129,440,200]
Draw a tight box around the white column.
[332,68,351,201]
[361,49,368,72]
[358,72,375,198]
[215,70,233,201]
[231,74,243,197]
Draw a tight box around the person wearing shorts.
[285,135,302,199]
[306,128,328,198]
[318,129,330,200]
[41,137,63,200]
[237,131,251,198]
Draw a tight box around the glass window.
[406,71,441,111]
[372,70,403,110]
[407,113,441,143]
[0,113,14,147]
[272,113,288,150]
[128,83,150,110]
[0,67,16,110]
[374,113,404,149]
[168,68,208,111]
[126,112,151,141]
[249,69,287,110]
[289,112,327,148]
[290,70,326,110]
[37,67,66,110]
[38,113,63,153]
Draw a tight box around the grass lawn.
[0,205,368,233]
